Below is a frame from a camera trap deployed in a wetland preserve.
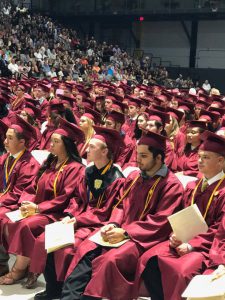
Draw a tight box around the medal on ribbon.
[94,179,102,189]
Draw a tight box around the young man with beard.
[60,131,183,300]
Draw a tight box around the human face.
[4,128,25,154]
[140,90,146,98]
[49,133,67,157]
[76,95,83,106]
[79,116,90,131]
[133,88,140,96]
[86,138,107,163]
[137,144,158,175]
[128,105,139,118]
[198,150,224,178]
[20,110,29,122]
[146,120,160,134]
[105,98,113,111]
[165,116,173,135]
[137,115,148,130]
[105,118,116,130]
[116,88,124,97]
[186,127,201,146]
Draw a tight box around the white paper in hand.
[45,221,75,253]
[168,204,208,243]
[182,274,225,299]
[5,209,26,222]
[89,230,129,248]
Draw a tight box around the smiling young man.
[60,131,183,300]
[139,131,225,300]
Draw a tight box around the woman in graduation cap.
[0,118,86,286]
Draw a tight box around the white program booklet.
[168,204,208,243]
[182,274,225,299]
[45,221,75,253]
[89,230,129,248]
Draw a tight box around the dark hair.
[153,120,167,137]
[148,145,165,163]
[37,135,82,179]
[14,130,29,147]
[64,108,77,124]
[61,135,82,163]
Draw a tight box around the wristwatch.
[123,231,129,239]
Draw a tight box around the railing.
[34,0,225,16]
[196,49,225,68]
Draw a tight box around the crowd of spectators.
[0,0,215,93]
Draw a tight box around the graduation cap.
[187,120,207,131]
[195,100,210,109]
[127,95,142,108]
[9,114,36,141]
[208,106,225,117]
[200,130,225,156]
[111,99,128,113]
[199,109,220,123]
[93,125,124,155]
[48,99,65,114]
[83,107,102,124]
[54,117,84,143]
[210,96,225,108]
[166,107,184,124]
[106,110,125,125]
[147,108,170,127]
[23,103,41,119]
[138,131,166,152]
[178,100,195,114]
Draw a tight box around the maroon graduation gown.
[39,125,55,150]
[54,172,125,281]
[66,169,183,300]
[122,118,137,140]
[176,145,201,177]
[207,214,225,268]
[0,150,39,209]
[135,179,225,300]
[113,133,136,169]
[165,140,177,172]
[6,160,85,263]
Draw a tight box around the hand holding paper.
[168,204,208,243]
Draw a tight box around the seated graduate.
[0,117,86,286]
[138,131,225,300]
[0,115,40,277]
[176,120,206,177]
[57,131,183,300]
[34,126,125,300]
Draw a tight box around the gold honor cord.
[113,175,140,210]
[191,175,225,219]
[139,177,161,220]
[53,158,69,198]
[1,150,26,196]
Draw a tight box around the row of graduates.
[0,78,225,179]
[0,108,225,300]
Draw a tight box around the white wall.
[139,21,190,67]
[197,20,225,68]
[139,20,225,68]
